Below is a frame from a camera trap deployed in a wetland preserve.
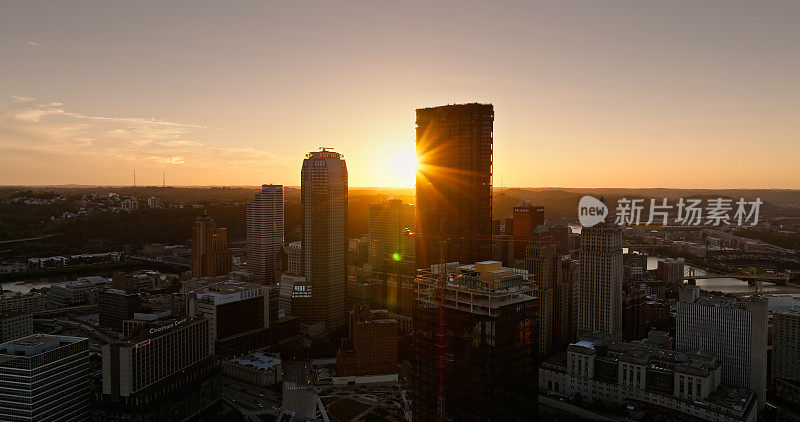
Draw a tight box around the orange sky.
[1,1,799,188]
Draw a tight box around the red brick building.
[336,307,398,376]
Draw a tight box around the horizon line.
[2,184,800,191]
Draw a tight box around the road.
[539,395,626,421]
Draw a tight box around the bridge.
[683,267,791,283]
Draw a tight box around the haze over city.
[2,1,799,188]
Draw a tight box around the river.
[567,223,795,295]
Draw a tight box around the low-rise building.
[0,291,45,314]
[539,336,756,422]
[47,276,109,306]
[0,312,33,342]
[222,353,282,387]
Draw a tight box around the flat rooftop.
[0,334,86,357]
[228,352,281,370]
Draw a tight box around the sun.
[384,144,417,187]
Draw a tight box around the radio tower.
[162,172,165,188]
[133,170,136,187]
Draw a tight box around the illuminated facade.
[415,103,494,268]
[191,213,232,278]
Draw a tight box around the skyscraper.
[415,103,494,267]
[191,213,232,278]
[247,184,284,284]
[301,148,348,332]
[512,203,545,260]
[676,289,768,407]
[524,226,557,356]
[413,261,538,421]
[368,199,415,274]
[576,215,623,339]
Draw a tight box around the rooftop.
[228,352,281,370]
[0,334,85,357]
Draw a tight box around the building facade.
[412,262,538,421]
[99,317,217,421]
[99,289,141,332]
[301,149,348,332]
[512,203,545,260]
[187,281,272,356]
[676,291,767,407]
[246,184,284,284]
[337,307,398,377]
[539,336,757,422]
[773,310,800,382]
[415,103,494,268]
[577,218,623,339]
[368,200,415,274]
[0,335,90,422]
[0,312,33,343]
[191,213,232,278]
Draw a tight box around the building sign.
[148,318,187,335]
[135,339,150,349]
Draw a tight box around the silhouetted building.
[99,289,141,333]
[556,257,578,348]
[301,149,348,332]
[512,204,544,260]
[413,262,538,421]
[1,335,90,422]
[622,291,649,341]
[187,281,273,356]
[246,184,284,284]
[191,213,232,278]
[337,307,398,377]
[525,226,557,356]
[368,200,415,274]
[656,258,685,286]
[415,103,494,268]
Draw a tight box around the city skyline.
[2,1,800,189]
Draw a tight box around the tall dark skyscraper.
[415,103,494,267]
[301,148,348,332]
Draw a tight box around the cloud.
[159,156,186,165]
[0,98,287,175]
[10,95,35,103]
[26,41,38,46]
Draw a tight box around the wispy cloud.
[0,97,283,173]
[26,41,38,47]
[10,95,35,103]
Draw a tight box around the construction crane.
[435,218,448,422]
